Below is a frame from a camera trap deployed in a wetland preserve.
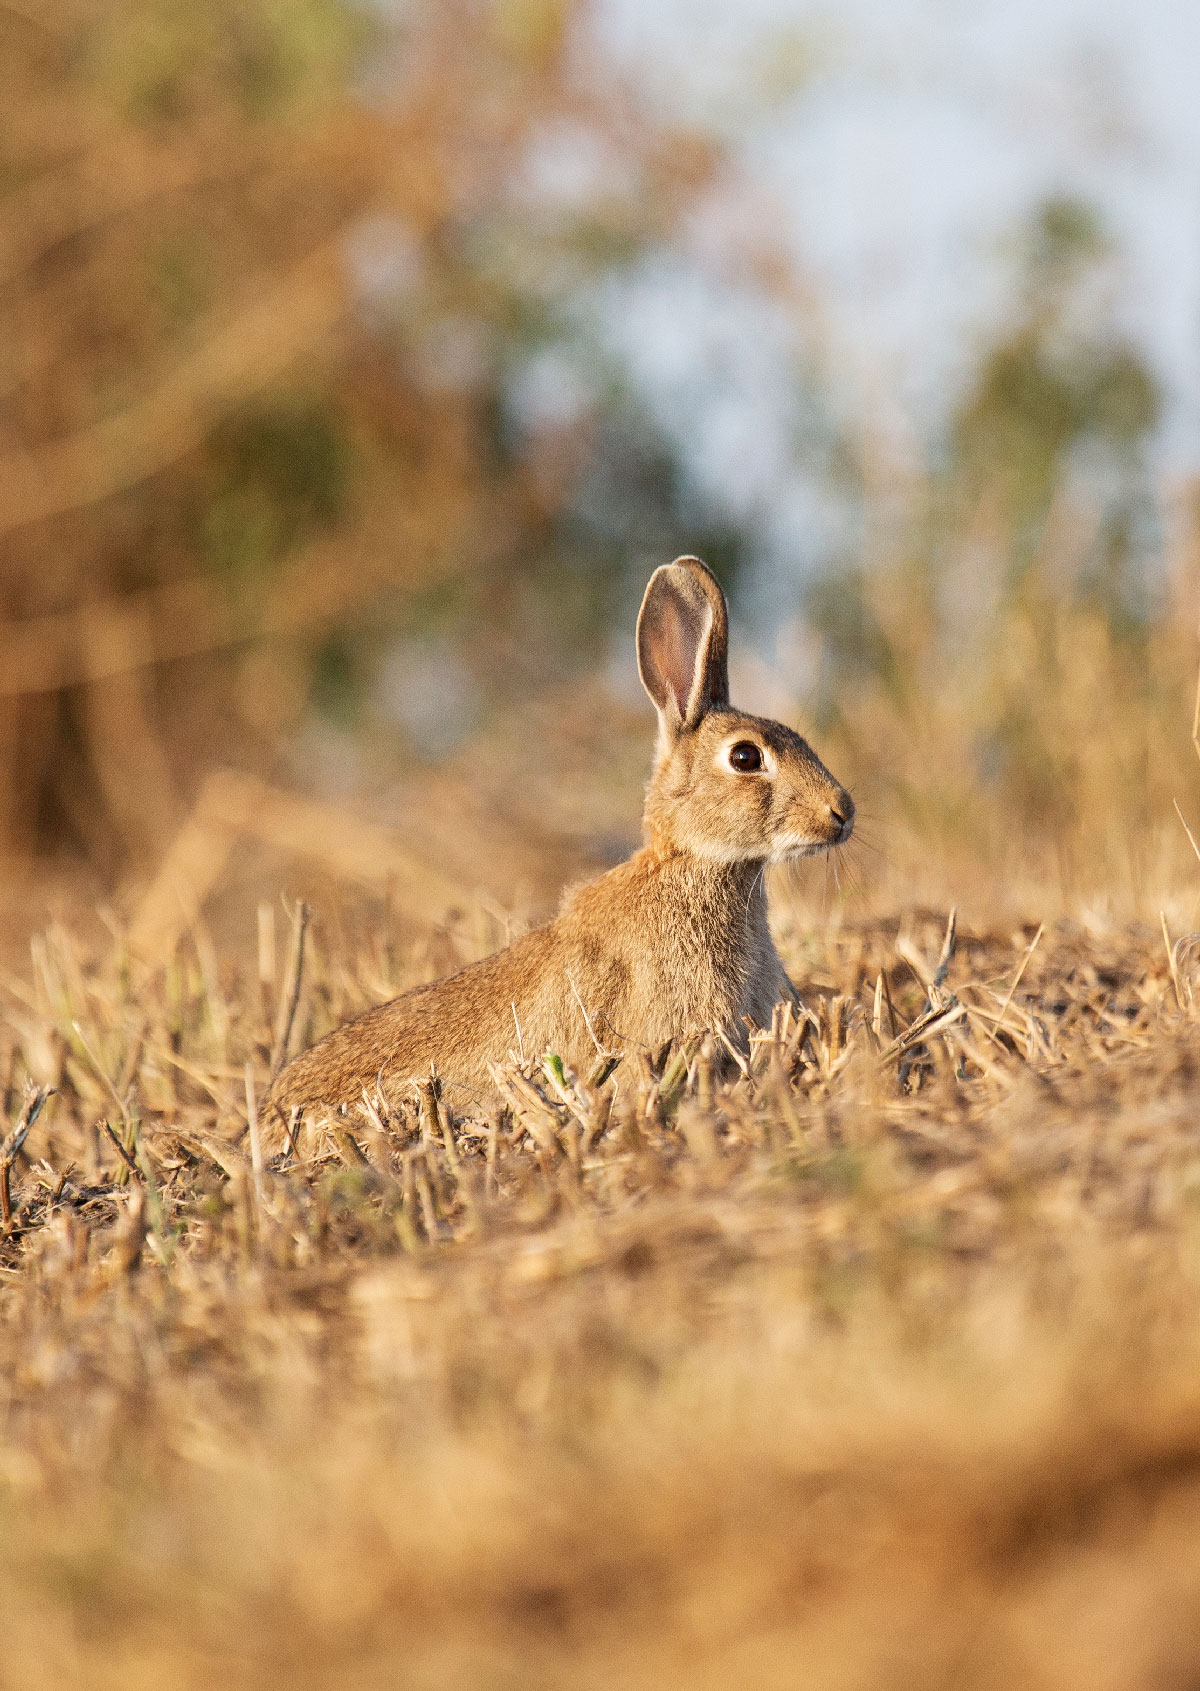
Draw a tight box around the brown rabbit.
[268,557,853,1122]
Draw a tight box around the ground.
[1,897,1200,1689]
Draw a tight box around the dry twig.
[270,901,310,1080]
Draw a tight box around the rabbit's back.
[268,848,787,1120]
[269,924,564,1116]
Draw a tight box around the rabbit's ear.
[637,557,730,734]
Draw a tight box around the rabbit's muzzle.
[774,785,855,859]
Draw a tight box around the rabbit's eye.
[728,741,763,773]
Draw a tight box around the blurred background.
[2,0,1199,959]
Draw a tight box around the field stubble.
[2,895,1200,1687]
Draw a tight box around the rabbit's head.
[637,557,854,864]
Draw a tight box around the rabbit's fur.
[268,558,853,1122]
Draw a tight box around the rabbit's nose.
[828,796,855,839]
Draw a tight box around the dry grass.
[2,894,1200,1687]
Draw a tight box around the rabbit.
[267,557,853,1125]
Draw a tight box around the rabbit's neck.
[633,845,774,964]
[558,847,786,1051]
[647,844,766,902]
[649,847,771,945]
[634,847,781,1033]
[565,845,772,957]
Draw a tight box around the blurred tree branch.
[0,0,732,874]
[0,230,352,536]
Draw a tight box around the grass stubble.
[2,893,1200,1688]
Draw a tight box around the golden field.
[4,874,1200,1689]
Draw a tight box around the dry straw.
[0,893,1199,1685]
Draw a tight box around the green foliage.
[805,566,904,710]
[797,196,1183,893]
[952,195,1160,575]
[202,401,352,581]
[2,0,1185,901]
[87,0,373,123]
[310,633,361,726]
[148,235,213,331]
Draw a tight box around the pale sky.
[595,0,1200,480]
